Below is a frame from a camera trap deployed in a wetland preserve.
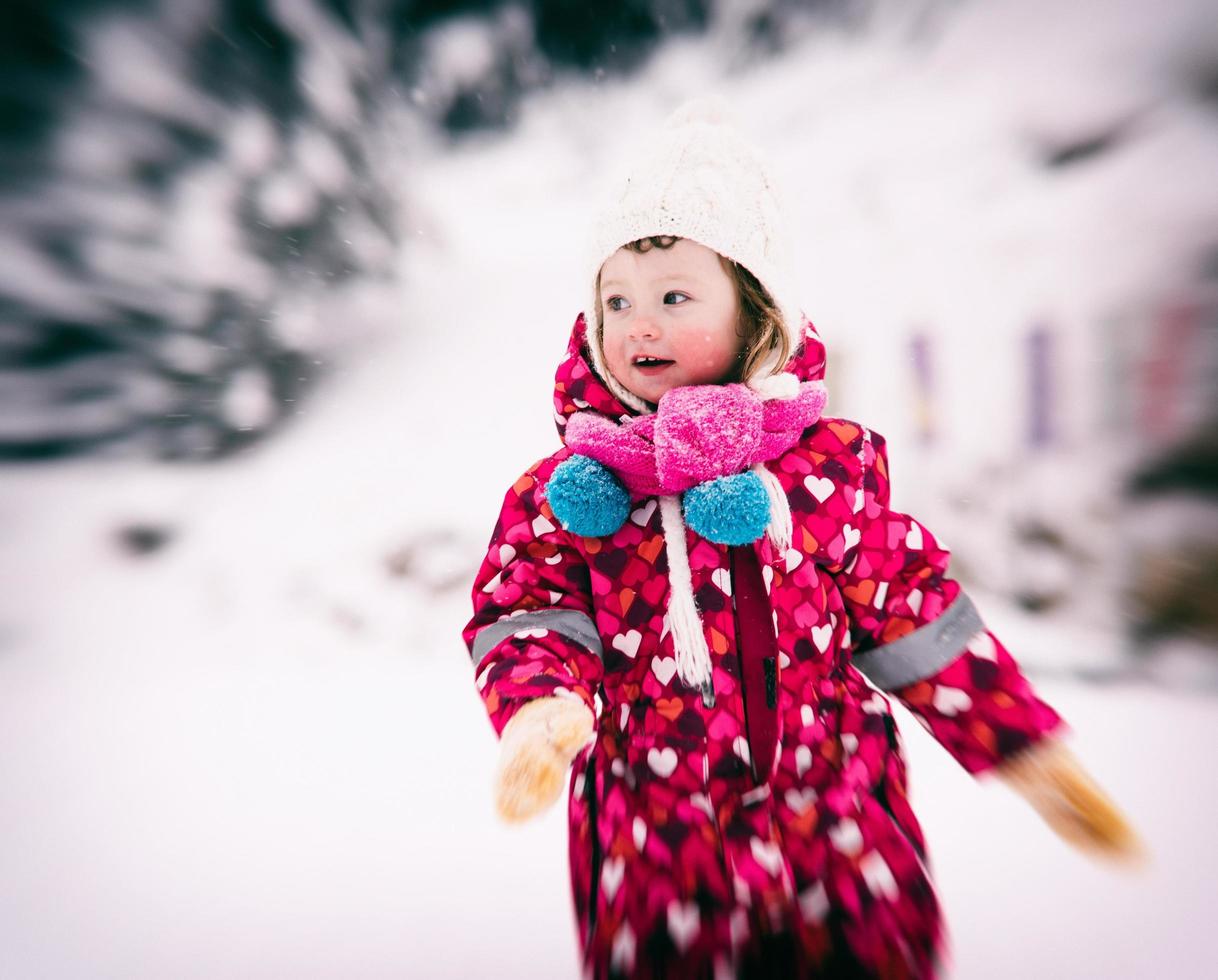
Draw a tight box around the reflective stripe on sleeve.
[471,608,604,667]
[851,592,985,691]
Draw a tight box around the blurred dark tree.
[0,0,868,461]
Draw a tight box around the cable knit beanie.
[584,97,804,412]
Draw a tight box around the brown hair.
[595,236,790,385]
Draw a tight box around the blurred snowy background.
[2,0,1217,976]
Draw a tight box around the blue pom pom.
[544,456,630,537]
[683,471,771,545]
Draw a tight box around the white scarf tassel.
[755,464,793,555]
[658,494,713,688]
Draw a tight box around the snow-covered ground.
[4,1,1217,976]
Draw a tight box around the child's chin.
[630,382,671,404]
[626,373,683,403]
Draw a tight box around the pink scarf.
[564,379,827,496]
[559,376,827,694]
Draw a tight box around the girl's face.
[599,239,743,405]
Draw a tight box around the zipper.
[583,752,600,948]
[729,546,780,784]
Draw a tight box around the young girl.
[462,103,1138,979]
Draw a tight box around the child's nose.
[628,315,659,340]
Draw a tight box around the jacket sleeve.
[834,428,1066,774]
[462,460,605,737]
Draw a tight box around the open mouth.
[633,356,674,370]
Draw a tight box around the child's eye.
[606,296,630,313]
[664,292,691,305]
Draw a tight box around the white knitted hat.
[583,98,805,413]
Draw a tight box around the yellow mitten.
[995,737,1145,862]
[494,696,596,824]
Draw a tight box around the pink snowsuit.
[463,316,1065,978]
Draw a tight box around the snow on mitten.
[494,696,596,823]
[995,737,1144,862]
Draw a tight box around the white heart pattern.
[860,851,899,901]
[514,628,548,640]
[785,787,817,814]
[799,882,829,923]
[633,816,648,852]
[498,544,516,567]
[905,523,924,549]
[531,514,556,536]
[711,567,732,597]
[861,693,886,714]
[842,524,861,551]
[829,817,863,856]
[750,838,784,877]
[610,924,636,973]
[667,901,701,953]
[761,565,774,592]
[804,475,835,503]
[741,784,771,807]
[873,580,889,610]
[611,629,642,659]
[630,499,658,527]
[732,876,750,905]
[811,624,832,653]
[795,745,813,777]
[800,704,816,728]
[730,908,749,948]
[732,736,751,765]
[785,548,803,572]
[932,686,973,716]
[647,746,679,778]
[651,656,677,686]
[967,630,997,661]
[601,856,625,902]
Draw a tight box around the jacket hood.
[553,313,827,443]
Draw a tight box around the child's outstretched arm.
[833,428,1141,862]
[463,460,603,823]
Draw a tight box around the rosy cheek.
[686,334,725,364]
[603,336,629,375]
